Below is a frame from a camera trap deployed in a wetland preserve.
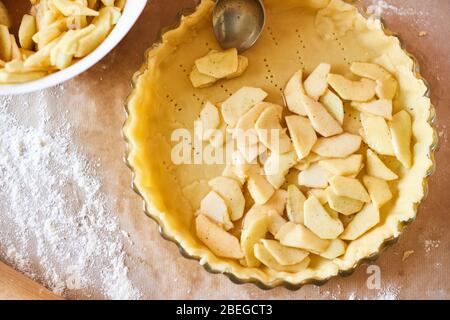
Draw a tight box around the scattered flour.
[0,92,141,300]
[424,240,440,254]
[366,1,418,17]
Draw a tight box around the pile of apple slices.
[194,61,412,272]
[189,48,248,88]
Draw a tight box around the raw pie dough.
[124,0,435,287]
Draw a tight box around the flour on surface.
[0,91,141,300]
[424,240,440,254]
[366,1,419,17]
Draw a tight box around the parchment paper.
[2,0,449,299]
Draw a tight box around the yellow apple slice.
[241,211,268,267]
[340,203,380,240]
[301,94,343,137]
[254,243,311,273]
[260,239,309,266]
[350,62,398,100]
[209,177,245,222]
[286,185,306,224]
[199,191,234,230]
[319,239,347,259]
[263,189,288,215]
[263,151,298,189]
[326,188,364,215]
[298,162,333,189]
[375,78,398,100]
[318,154,363,176]
[284,70,307,116]
[308,189,328,205]
[222,164,247,186]
[360,113,395,156]
[327,74,376,101]
[286,115,318,160]
[320,89,344,125]
[304,196,344,240]
[304,63,331,100]
[294,152,324,170]
[196,215,243,259]
[351,99,392,120]
[189,65,218,88]
[221,87,268,126]
[312,133,362,158]
[329,176,370,203]
[366,149,398,181]
[389,110,412,168]
[195,48,238,78]
[226,55,249,79]
[247,166,275,205]
[267,211,287,236]
[195,101,221,140]
[276,222,330,253]
[255,105,293,154]
[362,175,393,208]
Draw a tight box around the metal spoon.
[212,0,266,53]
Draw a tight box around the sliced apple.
[286,115,317,160]
[234,102,273,161]
[226,55,249,79]
[366,150,397,181]
[195,101,221,140]
[254,243,311,273]
[308,189,328,205]
[222,164,247,186]
[199,191,234,230]
[263,151,297,189]
[284,70,307,116]
[190,65,217,88]
[350,62,398,100]
[389,110,412,168]
[318,154,363,176]
[320,89,344,125]
[327,74,376,101]
[360,113,395,156]
[263,189,288,215]
[255,105,293,154]
[340,203,380,240]
[221,87,268,126]
[312,133,362,158]
[298,162,333,189]
[319,239,347,259]
[267,211,287,236]
[363,175,393,208]
[196,215,243,259]
[329,176,370,203]
[351,99,392,120]
[286,185,306,224]
[301,94,343,137]
[294,152,324,170]
[247,166,276,205]
[375,78,398,100]
[241,211,268,267]
[195,48,238,78]
[260,239,309,266]
[303,196,344,239]
[326,188,364,215]
[276,222,330,253]
[209,177,245,221]
[304,63,331,100]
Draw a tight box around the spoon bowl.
[212,0,265,53]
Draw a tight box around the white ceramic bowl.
[0,0,147,96]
